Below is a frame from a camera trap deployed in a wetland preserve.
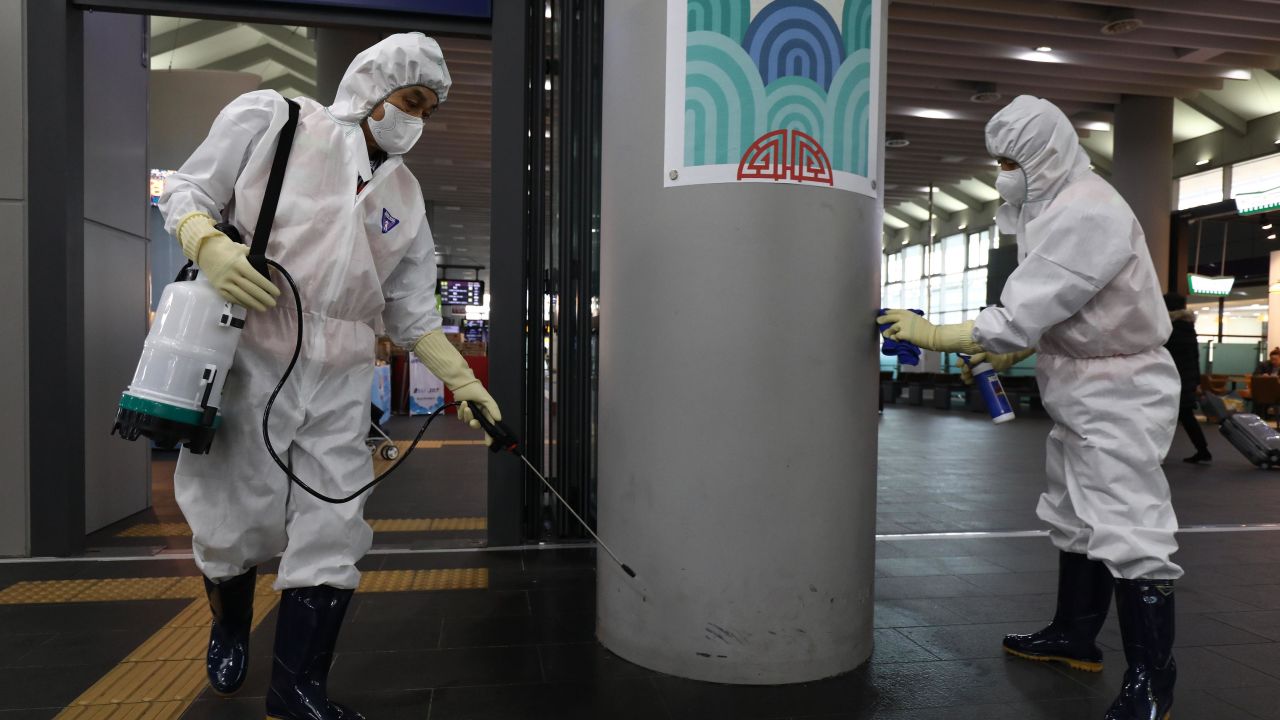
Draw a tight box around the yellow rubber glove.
[877,309,984,354]
[175,212,279,311]
[960,348,1036,385]
[414,329,502,445]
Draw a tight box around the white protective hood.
[985,95,1092,244]
[327,32,452,124]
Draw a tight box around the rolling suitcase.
[1200,392,1231,423]
[1220,413,1280,468]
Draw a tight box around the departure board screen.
[438,279,485,306]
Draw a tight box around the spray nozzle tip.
[622,564,637,578]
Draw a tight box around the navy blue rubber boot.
[265,586,364,720]
[204,568,256,696]
[1104,580,1176,720]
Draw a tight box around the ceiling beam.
[1175,48,1225,63]
[1182,93,1247,137]
[1068,0,1280,24]
[150,19,239,58]
[884,207,922,228]
[204,44,315,79]
[890,50,1224,91]
[938,184,986,211]
[888,74,1122,105]
[889,36,1252,80]
[889,4,1280,57]
[252,24,315,64]
[890,61,1200,99]
[1133,8,1280,42]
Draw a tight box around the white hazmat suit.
[159,34,451,590]
[974,95,1182,581]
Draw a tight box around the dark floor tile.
[870,629,937,664]
[1097,613,1271,651]
[528,587,594,617]
[1211,610,1280,642]
[351,589,531,623]
[0,663,116,711]
[873,575,991,601]
[440,613,595,649]
[1066,646,1278,695]
[536,642,659,684]
[183,689,432,719]
[330,646,543,692]
[955,571,1057,596]
[0,710,58,720]
[793,698,1093,719]
[487,568,595,592]
[1208,685,1280,719]
[1208,642,1280,681]
[652,670,877,720]
[873,599,967,629]
[0,600,188,636]
[0,636,53,669]
[9,629,149,669]
[873,557,1009,578]
[862,657,1093,710]
[429,678,671,720]
[337,617,444,653]
[1203,583,1280,611]
[898,623,1035,662]
[937,594,1058,625]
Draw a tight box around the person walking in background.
[1256,347,1280,376]
[1164,293,1211,464]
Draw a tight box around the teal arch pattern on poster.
[825,47,871,176]
[765,76,827,141]
[685,31,768,166]
[681,0,873,178]
[687,0,752,45]
[842,0,874,56]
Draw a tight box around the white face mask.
[996,169,1028,208]
[367,101,424,155]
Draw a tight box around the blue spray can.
[968,360,1016,424]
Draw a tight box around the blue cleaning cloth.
[878,308,925,366]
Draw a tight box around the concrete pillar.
[315,28,382,105]
[1112,95,1175,291]
[596,0,882,684]
[0,0,29,557]
[1269,252,1280,355]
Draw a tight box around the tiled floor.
[0,405,1276,718]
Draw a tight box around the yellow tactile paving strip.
[0,569,488,605]
[31,568,487,719]
[116,516,486,538]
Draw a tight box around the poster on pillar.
[664,0,882,197]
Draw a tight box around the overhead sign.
[438,279,485,306]
[663,0,883,197]
[264,1,490,17]
[1188,273,1235,296]
[1235,186,1280,215]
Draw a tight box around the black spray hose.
[261,259,637,578]
[261,259,456,505]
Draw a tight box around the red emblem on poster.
[736,129,789,181]
[737,129,834,186]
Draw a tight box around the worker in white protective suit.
[158,34,501,720]
[878,96,1180,720]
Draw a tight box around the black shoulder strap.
[249,98,300,260]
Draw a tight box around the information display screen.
[462,320,488,342]
[438,279,485,306]
[264,1,490,18]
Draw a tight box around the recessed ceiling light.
[1225,69,1252,81]
[1035,46,1053,52]
[958,224,967,230]
[1196,159,1211,166]
[914,109,953,120]
[1021,51,1062,63]
[1263,224,1273,230]
[1269,234,1277,240]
